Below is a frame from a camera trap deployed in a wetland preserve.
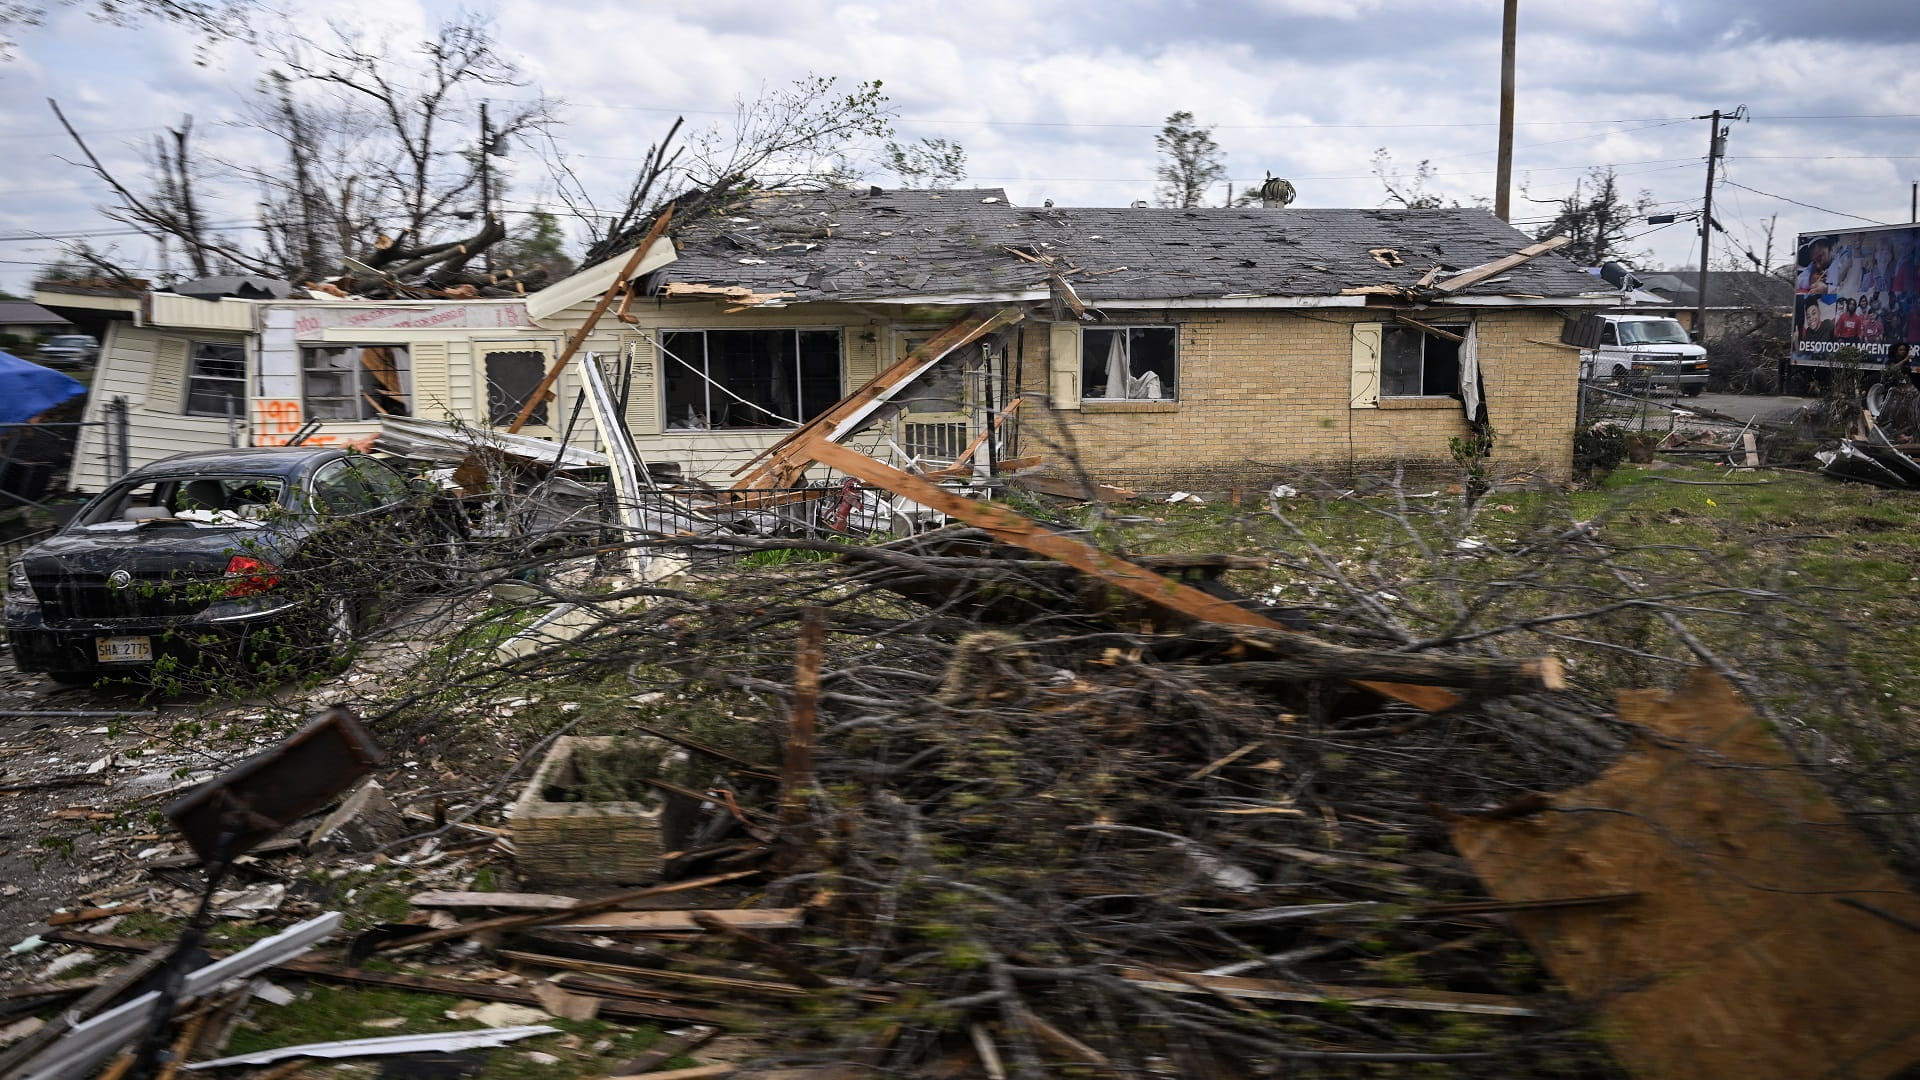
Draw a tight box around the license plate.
[95,636,152,663]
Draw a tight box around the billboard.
[1792,223,1920,373]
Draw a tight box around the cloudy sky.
[2,0,1917,294]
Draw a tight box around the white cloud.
[1,0,1913,289]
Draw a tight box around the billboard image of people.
[1793,224,1920,379]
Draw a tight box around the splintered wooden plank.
[1116,967,1537,1017]
[1430,234,1572,294]
[411,891,586,911]
[801,438,1460,713]
[1454,669,1920,1079]
[548,909,804,933]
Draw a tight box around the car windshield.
[1617,320,1691,345]
[48,336,91,347]
[75,475,287,530]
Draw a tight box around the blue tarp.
[0,350,86,425]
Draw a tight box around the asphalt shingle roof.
[0,300,69,325]
[662,188,1609,304]
[1634,270,1792,311]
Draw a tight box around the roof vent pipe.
[1259,174,1297,208]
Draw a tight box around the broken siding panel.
[568,336,620,448]
[1350,322,1382,409]
[1048,322,1081,410]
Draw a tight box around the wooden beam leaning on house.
[507,205,676,434]
[798,438,1469,713]
[730,306,1026,491]
[1429,235,1572,295]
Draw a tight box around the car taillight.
[223,555,280,597]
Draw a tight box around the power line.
[1747,112,1920,120]
[547,100,1699,130]
[1719,180,1888,225]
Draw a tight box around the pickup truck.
[1563,314,1708,397]
[37,334,99,369]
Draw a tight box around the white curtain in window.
[1459,322,1481,422]
[1105,332,1128,400]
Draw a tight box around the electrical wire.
[1719,181,1888,225]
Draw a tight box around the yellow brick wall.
[1014,308,1577,490]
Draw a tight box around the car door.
[302,457,415,604]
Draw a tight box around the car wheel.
[437,526,473,587]
[1681,385,1703,397]
[319,594,359,652]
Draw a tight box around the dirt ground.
[0,595,483,943]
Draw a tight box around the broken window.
[1081,327,1177,401]
[302,346,411,420]
[184,342,246,418]
[486,350,548,427]
[660,328,842,430]
[1380,325,1465,398]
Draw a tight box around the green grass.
[1092,462,1920,857]
[221,985,686,1079]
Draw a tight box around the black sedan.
[6,447,462,684]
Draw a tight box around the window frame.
[1079,325,1179,402]
[184,341,247,419]
[659,327,844,431]
[484,348,551,428]
[301,344,412,421]
[1379,323,1468,399]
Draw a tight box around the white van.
[1563,314,1709,397]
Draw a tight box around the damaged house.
[39,190,1613,493]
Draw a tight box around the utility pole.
[478,102,494,272]
[1494,0,1517,221]
[1695,109,1725,342]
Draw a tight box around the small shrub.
[1573,424,1631,479]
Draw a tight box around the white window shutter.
[1048,322,1081,410]
[410,341,451,421]
[624,336,662,436]
[1350,322,1382,409]
[843,323,880,390]
[145,337,190,413]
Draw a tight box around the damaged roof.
[661,187,1609,304]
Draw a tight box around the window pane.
[185,380,243,418]
[1127,327,1177,399]
[306,396,359,420]
[661,331,709,429]
[1081,328,1123,399]
[309,460,368,515]
[797,330,841,420]
[1422,330,1464,397]
[345,458,409,504]
[1080,326,1176,400]
[485,351,547,427]
[1380,328,1425,397]
[707,330,795,428]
